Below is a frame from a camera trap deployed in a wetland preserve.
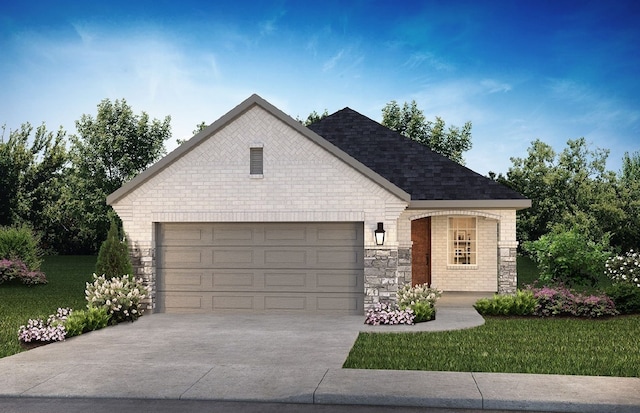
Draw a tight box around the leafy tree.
[68,98,171,253]
[0,123,68,251]
[381,100,472,164]
[500,138,623,244]
[298,109,329,126]
[95,220,133,278]
[177,121,208,146]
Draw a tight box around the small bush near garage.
[85,273,149,323]
[18,308,71,344]
[364,303,415,325]
[63,307,111,337]
[95,220,133,278]
[397,283,441,323]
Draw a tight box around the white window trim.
[447,216,478,269]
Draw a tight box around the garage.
[156,222,364,314]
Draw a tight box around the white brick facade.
[109,96,524,311]
[112,105,408,249]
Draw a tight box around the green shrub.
[523,228,611,286]
[85,273,148,323]
[95,220,133,278]
[0,225,43,270]
[63,307,111,337]
[606,283,640,314]
[411,301,436,322]
[474,290,536,316]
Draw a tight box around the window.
[448,217,477,265]
[250,145,263,176]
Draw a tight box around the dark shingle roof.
[307,107,526,201]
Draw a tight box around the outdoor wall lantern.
[374,222,386,246]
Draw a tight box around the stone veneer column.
[364,248,399,309]
[397,248,412,287]
[498,241,518,294]
[130,247,156,311]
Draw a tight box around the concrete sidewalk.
[0,300,639,412]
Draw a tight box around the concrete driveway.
[1,297,639,412]
[0,307,484,402]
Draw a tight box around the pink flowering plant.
[605,250,640,288]
[364,303,415,325]
[0,258,47,285]
[526,285,617,318]
[85,273,149,324]
[18,308,71,343]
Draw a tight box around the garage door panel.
[212,272,256,288]
[264,272,307,287]
[264,228,307,241]
[161,249,205,267]
[157,222,364,314]
[159,270,210,290]
[213,295,255,310]
[316,271,362,289]
[212,249,254,265]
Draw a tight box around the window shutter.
[250,147,263,175]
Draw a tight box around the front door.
[411,217,431,286]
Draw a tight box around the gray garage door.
[156,222,364,314]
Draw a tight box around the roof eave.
[408,199,532,210]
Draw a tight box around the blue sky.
[1,0,639,175]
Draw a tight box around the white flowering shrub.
[85,273,149,323]
[606,250,640,288]
[18,308,71,343]
[397,284,441,323]
[364,303,415,325]
[397,283,442,308]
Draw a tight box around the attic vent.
[250,145,263,176]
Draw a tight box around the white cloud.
[323,49,345,72]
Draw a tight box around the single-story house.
[107,94,530,314]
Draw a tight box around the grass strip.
[0,256,96,358]
[343,316,640,377]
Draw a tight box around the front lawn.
[343,316,640,377]
[0,256,96,358]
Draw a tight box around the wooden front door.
[411,217,431,286]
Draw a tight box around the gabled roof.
[308,108,530,209]
[107,94,410,205]
[108,94,530,210]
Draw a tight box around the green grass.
[343,316,640,377]
[0,256,96,358]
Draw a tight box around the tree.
[95,220,133,278]
[501,138,636,251]
[68,98,171,253]
[381,100,472,164]
[0,123,68,251]
[177,121,208,146]
[298,110,328,126]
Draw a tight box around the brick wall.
[110,105,409,310]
